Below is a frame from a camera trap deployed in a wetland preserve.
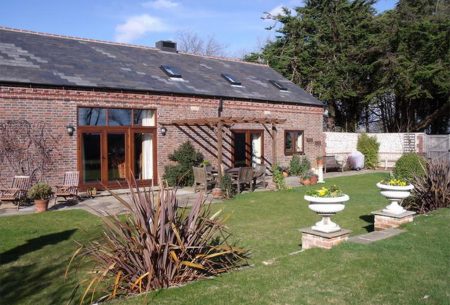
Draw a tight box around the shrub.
[289,155,301,176]
[220,173,234,199]
[69,181,249,303]
[300,157,311,176]
[393,153,426,180]
[163,141,204,187]
[356,133,380,169]
[403,159,450,214]
[272,165,288,190]
[27,182,53,200]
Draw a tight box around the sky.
[0,0,397,57]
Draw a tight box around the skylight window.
[160,65,182,78]
[269,80,288,91]
[221,73,241,86]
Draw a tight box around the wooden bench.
[324,155,344,173]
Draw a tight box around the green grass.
[1,173,449,305]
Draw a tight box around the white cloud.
[268,5,288,17]
[114,14,169,43]
[142,0,179,9]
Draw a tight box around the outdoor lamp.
[160,126,167,136]
[66,124,75,136]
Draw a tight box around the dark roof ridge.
[0,25,268,67]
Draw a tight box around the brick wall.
[0,85,323,188]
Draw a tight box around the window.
[134,109,155,126]
[221,73,241,86]
[284,130,304,155]
[269,80,288,91]
[160,65,182,78]
[108,109,131,126]
[78,108,155,127]
[78,108,106,126]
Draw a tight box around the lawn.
[0,173,449,305]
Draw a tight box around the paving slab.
[348,228,405,244]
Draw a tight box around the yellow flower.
[317,187,328,196]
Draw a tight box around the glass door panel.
[81,133,102,183]
[133,132,153,180]
[107,133,126,181]
[233,132,247,167]
[251,132,262,166]
[233,131,263,167]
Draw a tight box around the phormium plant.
[403,159,450,214]
[67,178,249,304]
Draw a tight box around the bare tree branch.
[175,31,227,56]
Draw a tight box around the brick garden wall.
[0,85,323,188]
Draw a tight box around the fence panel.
[426,135,450,162]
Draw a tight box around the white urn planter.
[304,194,350,233]
[376,183,414,215]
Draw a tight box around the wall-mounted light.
[66,124,75,136]
[160,126,167,136]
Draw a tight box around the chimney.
[155,40,177,53]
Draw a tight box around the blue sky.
[0,0,396,57]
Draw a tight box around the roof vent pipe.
[155,40,177,53]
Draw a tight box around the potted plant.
[376,177,413,215]
[304,185,349,233]
[87,187,97,198]
[201,160,211,167]
[28,182,53,213]
[310,172,319,185]
[280,166,289,178]
[301,172,312,185]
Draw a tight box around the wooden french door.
[78,128,156,189]
[232,130,264,167]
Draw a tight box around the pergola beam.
[166,116,287,126]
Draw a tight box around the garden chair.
[324,155,344,173]
[230,167,254,193]
[54,171,80,205]
[193,167,215,192]
[253,164,267,189]
[0,175,31,210]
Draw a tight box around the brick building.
[0,27,324,189]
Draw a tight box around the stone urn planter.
[304,194,350,233]
[376,182,414,215]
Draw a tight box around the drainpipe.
[218,98,223,117]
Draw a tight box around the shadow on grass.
[0,261,79,305]
[359,215,374,232]
[0,229,77,265]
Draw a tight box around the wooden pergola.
[164,116,287,183]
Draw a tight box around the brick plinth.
[300,228,351,250]
[372,210,415,231]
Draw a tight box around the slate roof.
[0,27,322,106]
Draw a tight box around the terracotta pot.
[35,199,49,213]
[302,178,311,186]
[310,175,318,185]
[316,159,323,166]
[283,172,289,178]
[212,187,223,199]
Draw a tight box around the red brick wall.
[0,85,323,188]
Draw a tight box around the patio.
[0,169,386,217]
